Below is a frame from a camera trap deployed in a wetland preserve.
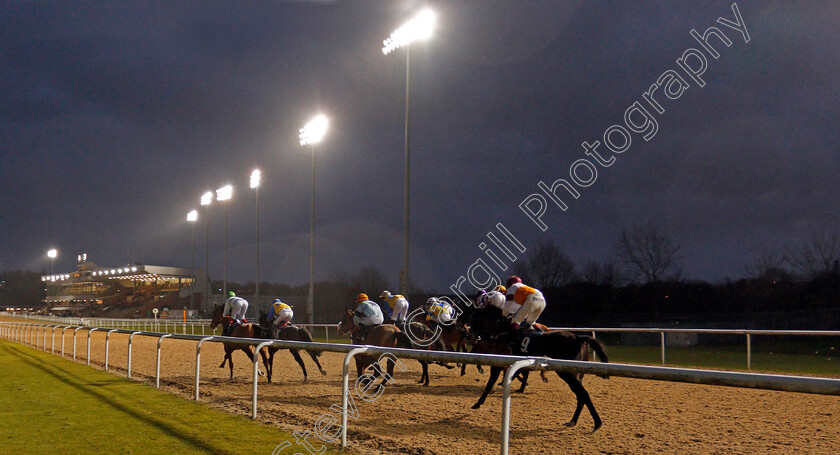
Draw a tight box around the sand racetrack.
[24,328,840,454]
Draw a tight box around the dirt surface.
[13,328,840,454]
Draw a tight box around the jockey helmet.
[380,290,392,299]
[425,297,439,308]
[505,276,522,288]
[495,285,507,293]
[356,293,369,303]
[474,290,487,301]
[228,291,236,297]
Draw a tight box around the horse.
[427,312,483,377]
[210,303,273,382]
[258,310,327,382]
[338,306,438,386]
[468,305,610,432]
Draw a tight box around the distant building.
[41,255,203,314]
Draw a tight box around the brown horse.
[258,310,327,382]
[210,303,273,381]
[338,306,437,386]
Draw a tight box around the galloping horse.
[210,303,273,381]
[338,306,439,386]
[468,305,610,432]
[258,310,327,382]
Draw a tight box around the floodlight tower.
[187,210,198,310]
[382,9,436,297]
[201,191,213,306]
[250,169,261,308]
[47,249,57,275]
[300,114,328,324]
[216,185,233,297]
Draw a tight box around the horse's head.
[469,306,506,340]
[209,302,224,329]
[258,309,269,328]
[337,306,357,336]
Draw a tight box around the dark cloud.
[1,1,838,291]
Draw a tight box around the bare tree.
[513,239,576,290]
[352,266,392,296]
[582,257,623,287]
[784,230,840,279]
[615,224,681,284]
[744,250,791,281]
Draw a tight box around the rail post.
[73,327,83,361]
[252,340,274,419]
[194,336,214,400]
[155,334,172,388]
[104,329,118,371]
[42,325,51,351]
[746,333,752,371]
[87,328,101,366]
[341,347,369,447]
[61,326,70,357]
[501,359,537,455]
[51,326,61,353]
[661,331,666,365]
[127,331,141,378]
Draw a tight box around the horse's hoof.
[301,378,309,384]
[541,376,549,383]
[592,422,602,433]
[471,403,481,410]
[564,421,577,427]
[320,370,327,376]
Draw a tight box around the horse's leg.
[289,349,308,382]
[241,346,265,377]
[219,343,231,368]
[472,366,503,409]
[267,348,277,381]
[556,371,602,431]
[516,370,529,393]
[307,351,327,375]
[259,347,271,383]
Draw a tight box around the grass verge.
[0,338,347,455]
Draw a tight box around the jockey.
[475,286,506,310]
[222,291,249,336]
[267,299,293,328]
[424,297,454,327]
[504,276,525,317]
[379,290,409,325]
[353,293,384,341]
[507,279,546,331]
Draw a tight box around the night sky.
[2,1,838,292]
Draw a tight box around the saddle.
[222,318,242,336]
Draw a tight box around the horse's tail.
[577,335,610,379]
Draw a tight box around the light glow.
[187,210,198,222]
[250,169,261,189]
[47,249,57,259]
[299,115,328,146]
[382,9,435,55]
[201,191,213,206]
[216,185,233,201]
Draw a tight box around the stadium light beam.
[382,9,435,55]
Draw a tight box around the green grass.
[603,344,839,377]
[0,339,348,455]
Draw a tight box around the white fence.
[12,314,840,370]
[2,320,840,455]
